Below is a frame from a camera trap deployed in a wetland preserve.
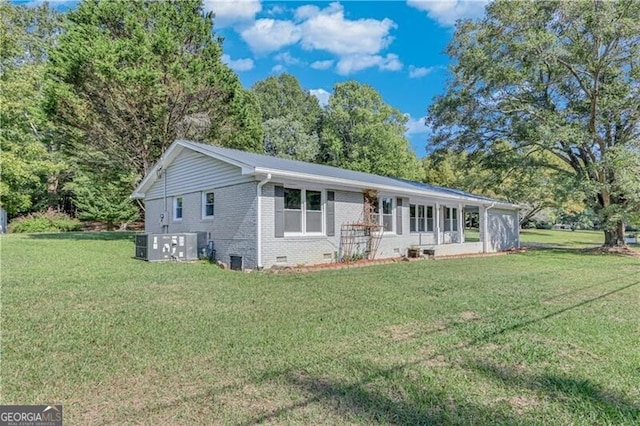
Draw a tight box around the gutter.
[256,173,272,269]
[250,167,519,209]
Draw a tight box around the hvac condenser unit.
[135,233,207,261]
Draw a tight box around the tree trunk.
[47,174,60,212]
[603,221,626,247]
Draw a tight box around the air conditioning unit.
[135,232,207,261]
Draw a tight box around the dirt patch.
[380,320,449,342]
[459,311,481,321]
[586,246,640,257]
[496,395,540,414]
[424,354,449,367]
[270,257,402,274]
[384,322,419,342]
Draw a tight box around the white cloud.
[221,54,254,72]
[271,64,285,73]
[265,4,286,16]
[310,60,334,70]
[409,65,435,78]
[234,2,402,75]
[240,19,301,53]
[299,3,396,56]
[203,0,262,27]
[22,0,79,7]
[407,0,489,27]
[310,89,331,107]
[336,53,402,75]
[274,51,301,66]
[294,4,325,21]
[404,114,430,135]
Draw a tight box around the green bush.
[8,211,82,233]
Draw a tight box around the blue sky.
[19,0,489,157]
[208,0,489,157]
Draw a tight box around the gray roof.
[180,140,515,207]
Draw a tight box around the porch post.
[482,205,489,253]
[435,202,441,245]
[458,203,464,243]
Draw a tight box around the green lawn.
[1,232,639,424]
[520,228,607,248]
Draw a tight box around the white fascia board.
[252,167,519,209]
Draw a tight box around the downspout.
[163,168,167,234]
[483,202,496,253]
[256,173,272,269]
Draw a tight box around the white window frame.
[371,194,395,234]
[173,196,183,222]
[283,187,325,236]
[202,191,215,219]
[444,206,458,232]
[409,203,434,233]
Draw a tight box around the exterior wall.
[260,184,363,267]
[145,181,258,268]
[259,187,490,268]
[141,148,521,269]
[375,198,414,260]
[487,208,520,251]
[146,148,251,201]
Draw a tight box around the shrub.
[8,211,82,233]
[535,221,553,230]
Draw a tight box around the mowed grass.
[520,229,608,248]
[1,232,639,424]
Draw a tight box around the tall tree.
[321,81,422,180]
[252,73,322,161]
[262,117,319,162]
[428,0,640,247]
[0,2,65,216]
[46,0,262,187]
[423,145,584,225]
[252,73,322,134]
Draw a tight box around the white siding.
[487,209,519,251]
[146,149,251,200]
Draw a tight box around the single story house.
[132,139,520,269]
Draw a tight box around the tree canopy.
[46,0,262,184]
[252,73,322,161]
[321,81,423,180]
[252,73,322,134]
[0,2,65,215]
[427,0,640,246]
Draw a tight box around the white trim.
[201,190,215,220]
[283,187,325,236]
[256,174,272,269]
[254,167,519,209]
[409,202,435,234]
[132,140,519,211]
[173,196,183,222]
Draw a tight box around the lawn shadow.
[521,243,598,250]
[246,364,520,425]
[522,245,640,258]
[27,231,138,241]
[468,280,640,343]
[470,361,640,422]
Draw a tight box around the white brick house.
[132,140,520,269]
